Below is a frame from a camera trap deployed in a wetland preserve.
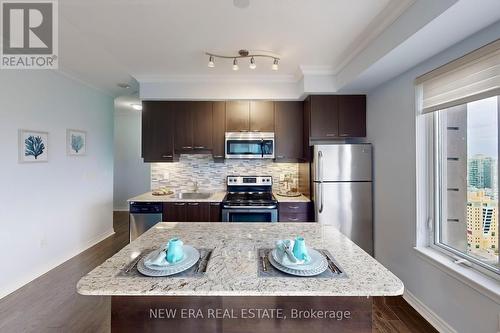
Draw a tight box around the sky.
[467,96,498,158]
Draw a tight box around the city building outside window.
[434,96,499,276]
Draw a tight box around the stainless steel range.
[222,176,278,222]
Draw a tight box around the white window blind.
[416,39,500,114]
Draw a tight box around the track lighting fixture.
[205,49,280,71]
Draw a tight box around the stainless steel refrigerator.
[312,144,373,255]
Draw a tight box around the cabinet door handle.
[213,155,223,158]
[182,146,193,149]
[277,156,285,159]
[326,133,336,137]
[288,206,299,209]
[188,203,199,206]
[210,203,220,206]
[288,217,299,221]
[239,130,249,132]
[194,146,205,149]
[252,130,260,132]
[162,155,173,158]
[339,134,349,137]
[174,203,186,206]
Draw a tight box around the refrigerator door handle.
[318,150,323,182]
[319,183,324,213]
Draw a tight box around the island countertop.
[77,222,403,297]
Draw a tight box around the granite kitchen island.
[78,222,403,332]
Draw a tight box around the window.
[416,39,500,279]
[434,97,500,276]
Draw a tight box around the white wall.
[113,109,150,210]
[0,70,114,298]
[367,21,500,333]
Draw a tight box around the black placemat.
[257,248,347,278]
[117,248,213,278]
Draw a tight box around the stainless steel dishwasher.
[129,202,163,242]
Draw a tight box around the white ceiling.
[57,0,413,95]
[55,0,500,99]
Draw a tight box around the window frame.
[430,104,500,281]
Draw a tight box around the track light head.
[208,55,215,68]
[232,58,239,71]
[272,58,279,71]
[249,57,256,70]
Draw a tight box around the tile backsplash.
[151,154,299,192]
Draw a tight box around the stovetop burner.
[223,192,277,206]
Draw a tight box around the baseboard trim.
[403,290,457,333]
[0,228,115,299]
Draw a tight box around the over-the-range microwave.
[225,132,275,159]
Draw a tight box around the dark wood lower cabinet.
[186,202,210,221]
[278,202,313,222]
[164,202,219,222]
[111,296,373,333]
[163,202,188,222]
[209,202,222,222]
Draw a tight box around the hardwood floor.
[0,212,437,333]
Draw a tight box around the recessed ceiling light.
[233,0,250,9]
[117,83,131,89]
[131,104,143,111]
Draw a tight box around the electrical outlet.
[162,171,169,181]
[279,174,285,181]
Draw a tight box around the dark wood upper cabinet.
[226,101,250,132]
[305,95,366,141]
[308,95,339,140]
[174,102,194,153]
[192,102,213,151]
[274,101,303,162]
[142,101,175,162]
[226,101,275,132]
[338,95,366,137]
[212,102,226,160]
[250,101,274,132]
[174,102,213,153]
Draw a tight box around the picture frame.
[67,129,87,156]
[18,129,49,163]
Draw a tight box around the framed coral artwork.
[18,129,49,163]
[67,129,87,156]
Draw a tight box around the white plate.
[268,251,328,277]
[137,246,200,277]
[271,248,326,271]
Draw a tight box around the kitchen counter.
[128,191,227,203]
[77,222,403,297]
[274,193,311,203]
[128,191,310,204]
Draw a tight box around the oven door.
[225,132,275,159]
[222,207,278,222]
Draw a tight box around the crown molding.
[135,74,297,84]
[333,0,416,74]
